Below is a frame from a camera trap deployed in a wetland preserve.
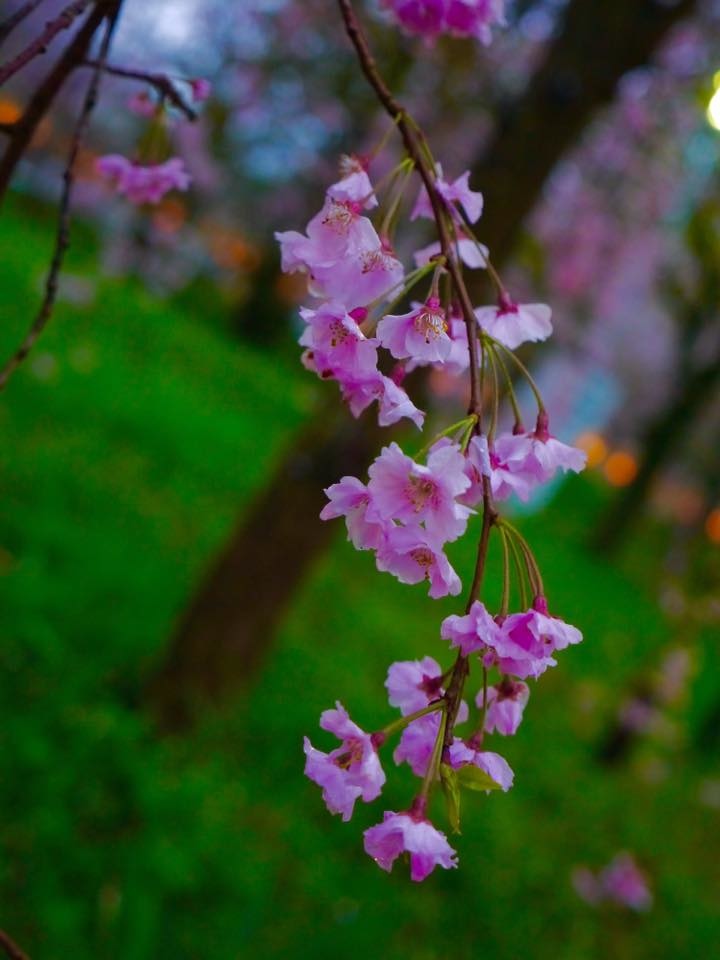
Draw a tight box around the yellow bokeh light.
[574,431,608,469]
[708,87,720,131]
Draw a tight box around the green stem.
[419,705,447,799]
[413,414,477,460]
[380,700,444,739]
[493,341,545,413]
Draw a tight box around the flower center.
[334,737,364,769]
[413,305,447,343]
[410,547,434,570]
[322,199,358,234]
[406,474,437,511]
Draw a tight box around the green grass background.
[0,197,718,958]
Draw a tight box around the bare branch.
[0,2,107,201]
[0,2,122,390]
[0,929,30,960]
[0,0,49,50]
[82,58,197,120]
[0,0,92,87]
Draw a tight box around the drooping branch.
[149,0,698,732]
[0,1,122,390]
[0,0,92,87]
[81,59,197,120]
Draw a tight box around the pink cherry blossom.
[275,196,376,278]
[405,312,469,375]
[482,611,557,679]
[376,524,461,598]
[126,91,156,117]
[377,297,452,364]
[320,476,384,551]
[298,303,378,382]
[303,702,385,822]
[312,236,404,307]
[440,599,501,656]
[600,853,653,911]
[339,372,425,429]
[446,741,514,791]
[478,679,530,736]
[328,154,377,209]
[573,854,652,911]
[189,77,212,102]
[412,167,484,225]
[444,0,506,44]
[364,810,458,882]
[475,298,553,350]
[414,234,488,270]
[383,0,505,45]
[96,155,191,205]
[385,656,444,715]
[367,441,471,544]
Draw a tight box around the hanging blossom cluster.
[96,75,209,205]
[278,0,587,882]
[382,0,506,44]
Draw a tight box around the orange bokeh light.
[705,508,720,544]
[0,96,21,125]
[574,431,608,469]
[604,450,638,487]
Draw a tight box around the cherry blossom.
[376,524,462,598]
[303,702,385,821]
[320,477,384,551]
[96,155,191,205]
[478,679,530,736]
[440,599,500,656]
[364,810,458,882]
[367,441,472,544]
[385,656,444,715]
[377,297,452,364]
[476,297,553,350]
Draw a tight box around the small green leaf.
[440,763,461,834]
[455,764,502,793]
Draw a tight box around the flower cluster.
[96,155,191,205]
[286,1,588,882]
[382,0,506,44]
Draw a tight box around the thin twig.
[0,0,48,50]
[0,1,108,201]
[81,59,197,120]
[0,3,122,390]
[0,0,91,87]
[0,929,30,960]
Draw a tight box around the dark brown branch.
[0,929,30,960]
[0,1,107,201]
[81,59,197,120]
[0,0,91,87]
[0,2,121,390]
[0,0,48,49]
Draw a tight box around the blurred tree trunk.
[149,0,696,730]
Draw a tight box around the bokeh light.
[604,450,638,486]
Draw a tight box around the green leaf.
[455,764,503,793]
[440,763,461,834]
